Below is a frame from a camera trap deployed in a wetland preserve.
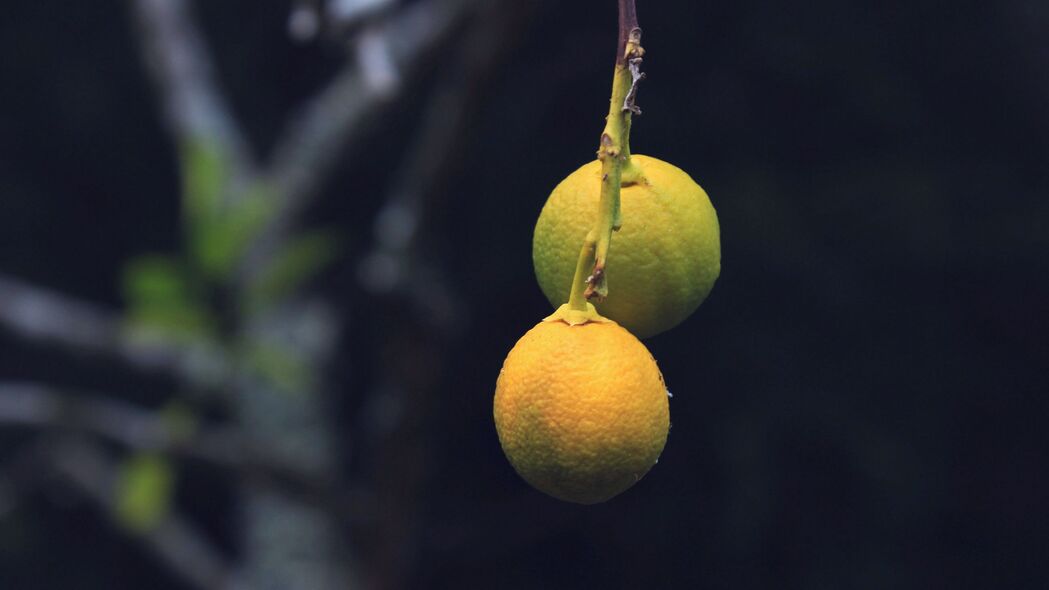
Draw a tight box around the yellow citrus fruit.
[493,314,669,504]
[533,154,721,338]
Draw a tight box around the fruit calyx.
[543,303,613,327]
[620,157,646,187]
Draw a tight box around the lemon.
[533,155,720,338]
[493,312,669,504]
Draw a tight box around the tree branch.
[617,0,639,64]
[0,274,229,389]
[0,382,367,522]
[46,440,242,590]
[358,0,528,333]
[352,5,531,585]
[0,382,237,463]
[128,0,257,185]
[247,0,477,280]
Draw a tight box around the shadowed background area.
[1,0,1047,588]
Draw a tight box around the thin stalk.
[566,0,644,311]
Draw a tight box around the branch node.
[584,266,608,301]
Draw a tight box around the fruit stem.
[566,0,645,312]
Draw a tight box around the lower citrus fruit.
[493,314,669,504]
[532,154,721,338]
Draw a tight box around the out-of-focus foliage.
[114,453,175,533]
[181,141,275,283]
[248,230,340,312]
[122,255,213,340]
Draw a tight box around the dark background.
[2,0,1048,588]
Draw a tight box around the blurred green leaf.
[180,139,226,230]
[247,230,340,311]
[244,343,313,394]
[114,452,175,533]
[190,192,275,281]
[180,140,277,282]
[122,255,187,305]
[122,255,214,340]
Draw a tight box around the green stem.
[567,4,644,312]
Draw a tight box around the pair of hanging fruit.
[493,2,721,504]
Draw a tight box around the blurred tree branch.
[129,0,258,189]
[247,0,476,282]
[0,381,371,527]
[359,0,527,329]
[0,274,229,389]
[136,0,485,588]
[46,439,242,590]
[0,383,313,482]
[355,2,530,585]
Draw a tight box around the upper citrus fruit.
[533,155,721,338]
[493,315,669,504]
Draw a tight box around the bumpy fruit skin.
[533,155,721,338]
[493,319,669,504]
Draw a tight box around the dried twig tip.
[623,60,645,115]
